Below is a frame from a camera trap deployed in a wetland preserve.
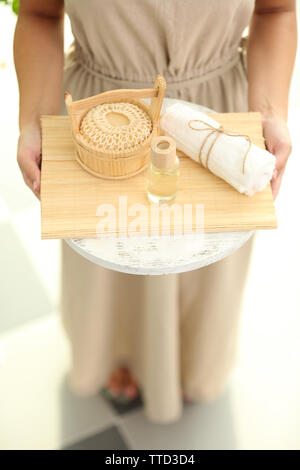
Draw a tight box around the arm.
[247,0,297,199]
[14,0,64,197]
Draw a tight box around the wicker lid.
[79,101,153,154]
[150,135,177,169]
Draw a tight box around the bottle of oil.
[147,135,180,204]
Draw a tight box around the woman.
[14,0,296,423]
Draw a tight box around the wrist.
[261,110,287,126]
[19,120,40,137]
[248,100,288,123]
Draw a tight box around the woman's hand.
[262,114,292,200]
[17,124,41,199]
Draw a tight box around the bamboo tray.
[40,111,277,239]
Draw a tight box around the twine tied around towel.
[187,119,253,174]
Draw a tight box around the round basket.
[65,74,166,179]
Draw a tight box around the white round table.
[66,98,254,275]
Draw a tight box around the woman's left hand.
[262,114,292,200]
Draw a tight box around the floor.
[0,6,300,450]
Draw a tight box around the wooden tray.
[40,112,277,239]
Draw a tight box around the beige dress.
[61,0,256,423]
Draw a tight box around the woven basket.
[65,74,166,179]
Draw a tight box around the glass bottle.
[147,135,180,205]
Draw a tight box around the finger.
[271,171,284,200]
[33,183,41,200]
[18,154,41,189]
[33,179,41,199]
[19,157,41,199]
[274,154,288,174]
[273,141,292,172]
[22,172,40,200]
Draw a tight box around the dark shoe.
[101,385,138,404]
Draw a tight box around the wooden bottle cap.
[150,135,177,169]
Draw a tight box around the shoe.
[101,364,141,404]
[101,385,136,404]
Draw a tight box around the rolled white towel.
[159,102,276,196]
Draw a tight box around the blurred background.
[0,3,300,450]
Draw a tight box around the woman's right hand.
[17,124,42,199]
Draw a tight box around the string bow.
[187,119,252,174]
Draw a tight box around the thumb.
[18,156,41,196]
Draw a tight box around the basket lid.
[79,101,153,155]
